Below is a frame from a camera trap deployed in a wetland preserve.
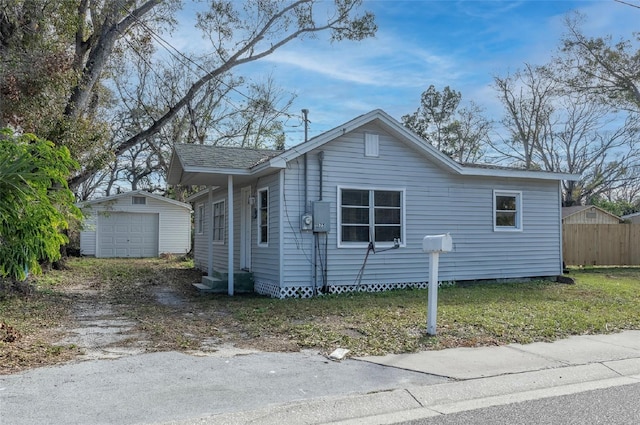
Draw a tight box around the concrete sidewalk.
[2,331,640,425]
[172,331,640,424]
[360,331,640,379]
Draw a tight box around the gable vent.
[364,133,379,157]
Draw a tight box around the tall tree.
[493,64,556,170]
[402,85,489,162]
[101,51,294,199]
[1,0,377,194]
[559,13,640,113]
[493,63,640,206]
[445,102,491,163]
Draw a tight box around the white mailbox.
[422,233,453,253]
[422,233,453,336]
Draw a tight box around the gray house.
[167,109,577,298]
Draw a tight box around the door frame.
[240,186,252,270]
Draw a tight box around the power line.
[116,1,298,121]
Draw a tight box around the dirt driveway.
[54,258,301,360]
[1,258,302,374]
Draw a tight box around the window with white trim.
[212,200,225,243]
[132,196,146,205]
[339,188,403,246]
[257,188,269,246]
[494,190,522,231]
[196,203,205,235]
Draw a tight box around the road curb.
[159,362,640,425]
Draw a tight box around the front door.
[240,186,252,270]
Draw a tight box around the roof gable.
[79,190,191,211]
[562,205,620,221]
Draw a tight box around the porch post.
[228,175,234,296]
[207,186,213,277]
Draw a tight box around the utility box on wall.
[312,201,330,233]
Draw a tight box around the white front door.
[240,186,252,270]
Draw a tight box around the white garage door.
[97,213,159,258]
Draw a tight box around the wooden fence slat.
[563,224,640,266]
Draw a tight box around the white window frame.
[212,200,225,244]
[196,203,205,235]
[257,187,269,247]
[493,190,523,232]
[132,196,146,205]
[337,186,406,248]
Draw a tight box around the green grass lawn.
[223,267,640,355]
[1,258,639,373]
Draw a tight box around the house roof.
[78,190,192,211]
[562,205,621,220]
[173,144,281,170]
[621,211,640,220]
[167,109,580,187]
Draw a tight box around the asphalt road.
[403,382,640,425]
[0,350,446,425]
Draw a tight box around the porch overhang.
[168,167,283,187]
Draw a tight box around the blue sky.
[171,1,639,147]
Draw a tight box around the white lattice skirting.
[254,279,430,299]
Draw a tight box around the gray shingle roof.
[174,144,281,170]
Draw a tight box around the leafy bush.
[0,129,81,288]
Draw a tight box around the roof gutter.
[458,168,581,181]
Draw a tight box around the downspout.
[302,109,309,214]
[318,151,324,201]
[318,152,327,289]
[558,180,565,274]
[302,109,315,293]
[228,175,234,296]
[279,170,285,289]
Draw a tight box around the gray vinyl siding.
[252,172,281,284]
[281,155,322,287]
[191,173,281,283]
[79,214,97,256]
[79,193,191,257]
[280,122,563,288]
[191,190,229,273]
[156,201,191,255]
[192,196,207,271]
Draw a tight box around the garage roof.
[78,190,192,210]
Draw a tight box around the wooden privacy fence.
[563,224,640,266]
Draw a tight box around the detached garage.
[79,190,192,258]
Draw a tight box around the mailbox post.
[422,233,453,336]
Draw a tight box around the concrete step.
[192,283,216,292]
[202,276,223,286]
[193,272,254,294]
